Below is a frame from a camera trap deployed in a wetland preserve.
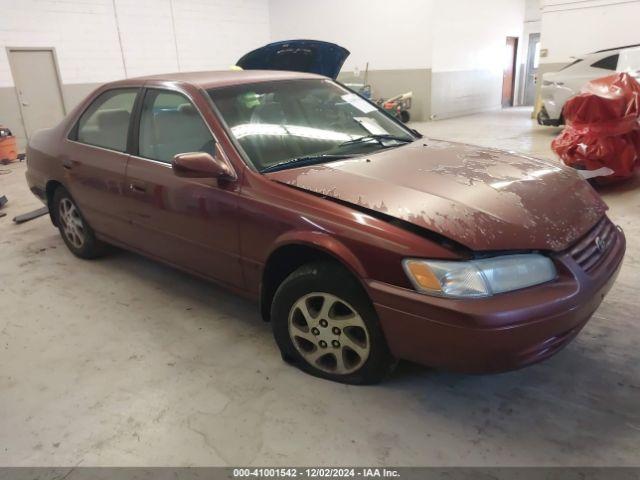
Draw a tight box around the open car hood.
[267,140,607,252]
[237,40,350,79]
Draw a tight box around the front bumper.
[367,219,626,373]
[540,83,574,125]
[537,105,563,127]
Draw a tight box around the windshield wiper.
[261,154,356,173]
[339,134,414,148]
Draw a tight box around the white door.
[7,49,66,140]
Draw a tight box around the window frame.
[128,85,237,176]
[68,87,141,154]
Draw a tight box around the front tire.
[52,187,107,259]
[271,261,395,384]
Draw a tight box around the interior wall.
[269,0,525,121]
[1,0,536,149]
[0,0,270,149]
[269,0,434,72]
[430,0,526,119]
[525,0,542,22]
[540,0,640,66]
[534,0,640,112]
[269,0,435,120]
[338,69,432,122]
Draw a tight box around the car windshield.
[208,79,416,172]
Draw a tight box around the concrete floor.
[1,107,639,467]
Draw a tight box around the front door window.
[138,90,215,163]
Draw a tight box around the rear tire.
[271,261,396,384]
[52,187,107,259]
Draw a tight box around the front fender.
[268,229,367,279]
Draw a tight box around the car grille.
[569,216,616,272]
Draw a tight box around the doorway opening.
[502,36,519,108]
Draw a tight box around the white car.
[538,44,640,126]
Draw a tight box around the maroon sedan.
[25,70,625,384]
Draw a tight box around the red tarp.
[551,72,640,184]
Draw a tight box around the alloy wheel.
[58,198,85,249]
[288,292,370,375]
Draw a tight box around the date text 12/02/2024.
[232,468,400,478]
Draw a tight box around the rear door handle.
[62,158,76,170]
[129,182,147,193]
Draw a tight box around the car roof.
[114,69,325,89]
[593,43,640,54]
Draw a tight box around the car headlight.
[403,254,557,298]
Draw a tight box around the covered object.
[551,72,640,184]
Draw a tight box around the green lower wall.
[338,69,432,121]
[430,69,504,119]
[340,67,527,121]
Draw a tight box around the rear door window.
[75,89,138,152]
[591,54,619,71]
[137,89,215,163]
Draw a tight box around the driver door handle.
[62,158,76,170]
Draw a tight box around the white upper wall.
[0,0,125,88]
[0,0,531,85]
[0,0,270,88]
[525,0,541,22]
[431,0,525,73]
[524,0,542,44]
[113,0,180,78]
[540,0,640,64]
[171,0,270,72]
[270,0,526,75]
[0,0,529,121]
[268,0,435,72]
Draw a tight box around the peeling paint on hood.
[266,139,608,252]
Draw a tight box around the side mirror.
[172,149,235,180]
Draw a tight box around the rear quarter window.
[591,54,619,71]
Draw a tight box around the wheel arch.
[259,233,368,322]
[45,179,65,226]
